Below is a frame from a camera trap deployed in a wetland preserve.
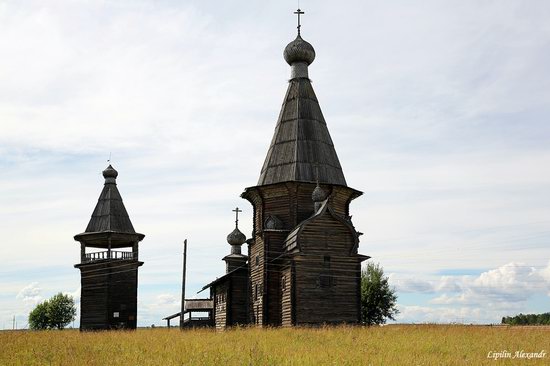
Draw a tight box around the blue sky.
[1,0,550,328]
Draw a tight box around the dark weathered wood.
[241,180,367,327]
[180,239,187,329]
[207,267,248,329]
[206,33,369,329]
[74,165,145,331]
[257,78,347,187]
[75,259,143,330]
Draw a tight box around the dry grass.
[0,325,548,365]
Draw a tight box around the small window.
[254,283,258,301]
[324,256,331,268]
[282,276,286,291]
[255,255,260,267]
[320,256,332,288]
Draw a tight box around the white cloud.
[393,261,550,323]
[156,293,178,307]
[389,274,435,294]
[16,282,42,307]
[139,293,180,326]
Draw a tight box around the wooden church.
[204,11,369,328]
[74,9,367,330]
[74,165,144,330]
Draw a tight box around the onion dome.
[227,227,246,246]
[312,183,327,202]
[103,164,118,184]
[284,35,316,66]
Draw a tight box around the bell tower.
[74,165,145,330]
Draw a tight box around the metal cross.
[294,8,304,35]
[232,207,242,227]
[108,152,111,164]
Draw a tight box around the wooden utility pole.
[180,239,187,329]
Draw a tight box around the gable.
[284,200,359,255]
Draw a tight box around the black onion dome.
[284,35,315,65]
[312,184,327,202]
[227,227,246,246]
[102,164,118,179]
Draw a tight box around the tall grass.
[0,325,548,365]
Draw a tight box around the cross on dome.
[294,8,304,35]
[232,207,242,227]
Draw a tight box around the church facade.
[204,20,368,328]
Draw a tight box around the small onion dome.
[227,227,246,246]
[284,35,316,66]
[312,183,327,202]
[103,164,118,179]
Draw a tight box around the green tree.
[28,301,50,330]
[360,262,399,325]
[47,293,77,329]
[28,293,76,330]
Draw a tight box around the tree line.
[501,312,550,325]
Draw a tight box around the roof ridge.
[293,80,300,181]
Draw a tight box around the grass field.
[0,325,548,365]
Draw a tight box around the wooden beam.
[180,239,187,329]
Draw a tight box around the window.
[255,255,260,267]
[319,256,332,288]
[323,256,331,268]
[282,276,286,291]
[254,283,258,301]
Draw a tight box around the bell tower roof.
[74,164,144,247]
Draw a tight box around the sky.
[1,0,550,328]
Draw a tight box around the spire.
[257,14,347,187]
[84,164,136,234]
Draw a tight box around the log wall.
[77,260,142,330]
[294,213,360,324]
[242,181,363,328]
[214,282,228,330]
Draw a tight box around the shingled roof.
[257,36,347,187]
[84,165,136,234]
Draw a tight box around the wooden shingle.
[257,79,346,186]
